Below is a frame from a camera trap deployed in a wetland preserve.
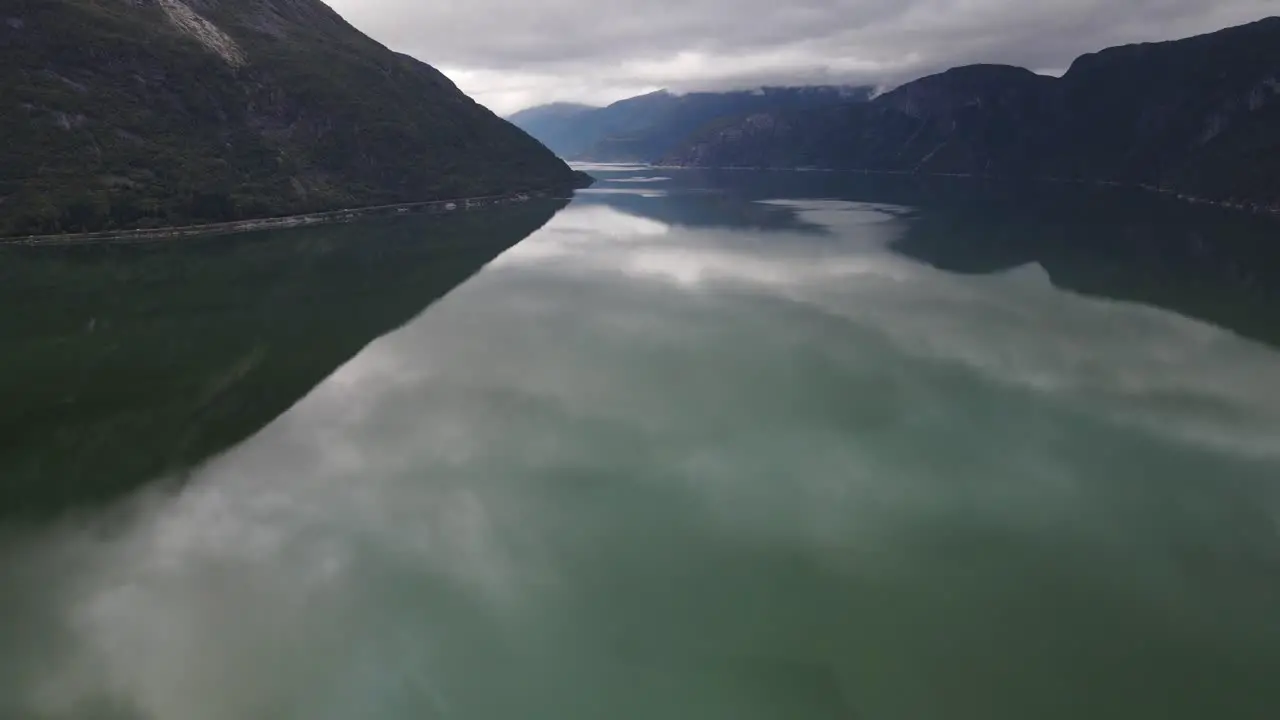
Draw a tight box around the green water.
[2,169,1280,719]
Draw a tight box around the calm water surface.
[3,168,1280,719]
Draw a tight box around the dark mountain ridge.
[0,0,581,236]
[509,86,873,162]
[665,18,1280,209]
[505,101,598,156]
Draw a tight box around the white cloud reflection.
[5,190,1280,719]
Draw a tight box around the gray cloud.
[325,0,1276,113]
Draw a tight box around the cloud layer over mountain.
[325,0,1275,113]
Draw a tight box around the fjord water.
[3,169,1280,719]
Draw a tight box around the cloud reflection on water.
[4,187,1280,719]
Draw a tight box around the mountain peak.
[877,64,1054,119]
[662,16,1280,210]
[511,86,872,161]
[0,0,577,235]
[1065,15,1280,78]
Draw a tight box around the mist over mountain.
[663,18,1280,209]
[509,86,873,163]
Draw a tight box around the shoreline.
[0,189,575,247]
[650,164,1280,218]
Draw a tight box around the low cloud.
[325,0,1276,113]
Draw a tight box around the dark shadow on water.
[0,200,565,521]
[881,182,1280,349]
[586,168,1280,349]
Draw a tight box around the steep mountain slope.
[666,18,1280,208]
[506,102,597,158]
[1048,17,1280,201]
[0,0,581,236]
[509,86,872,162]
[670,66,1055,173]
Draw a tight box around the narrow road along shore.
[0,190,569,246]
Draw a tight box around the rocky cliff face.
[666,18,1280,209]
[0,0,579,235]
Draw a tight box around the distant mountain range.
[516,18,1280,210]
[664,18,1280,210]
[0,0,582,236]
[509,86,873,163]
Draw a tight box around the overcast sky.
[325,0,1276,115]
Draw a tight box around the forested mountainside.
[0,0,583,236]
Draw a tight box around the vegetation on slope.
[0,0,579,236]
